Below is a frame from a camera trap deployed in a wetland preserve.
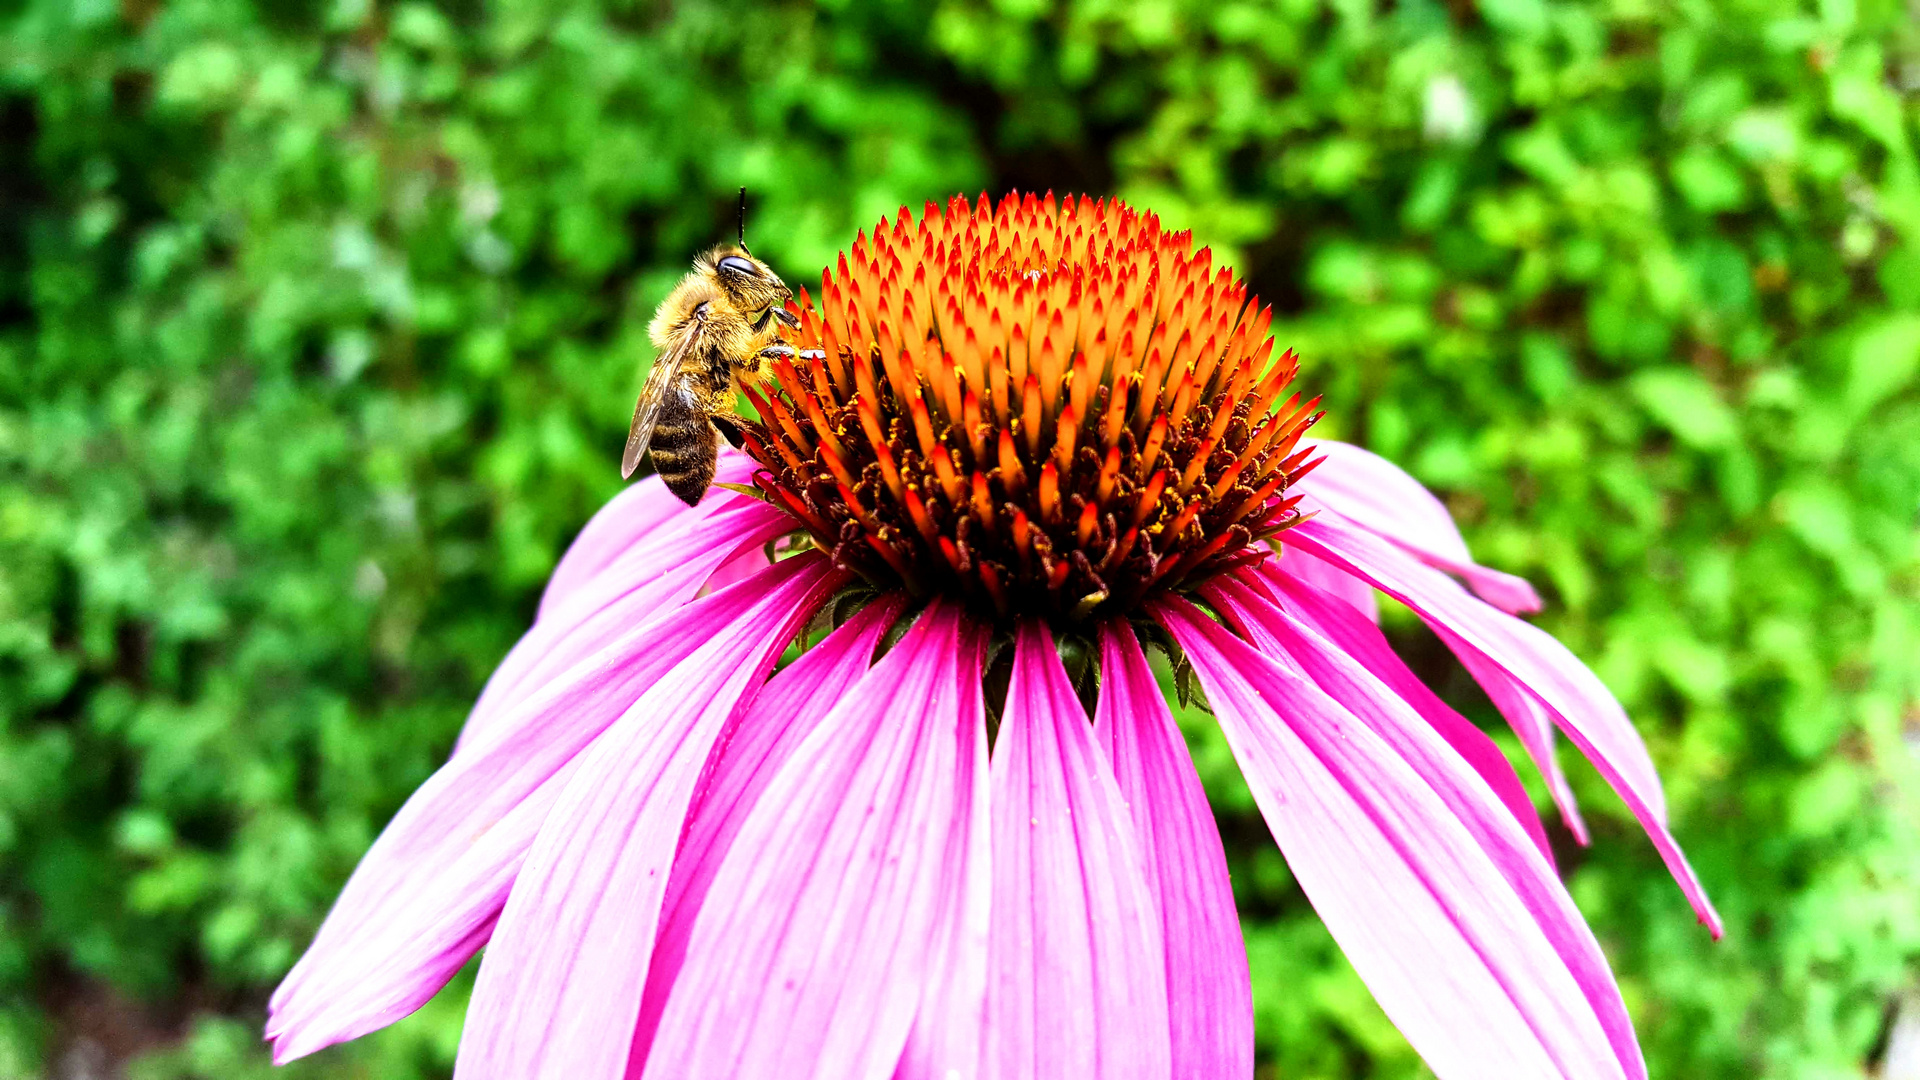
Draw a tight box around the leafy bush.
[1,0,1915,1076]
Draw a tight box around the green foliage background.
[2,0,1918,1075]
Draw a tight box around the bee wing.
[621,303,709,479]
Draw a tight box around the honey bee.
[622,197,799,504]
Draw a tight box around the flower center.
[741,192,1319,622]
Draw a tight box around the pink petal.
[460,495,791,752]
[1158,599,1630,1080]
[1281,515,1721,936]
[1452,638,1591,845]
[537,449,759,621]
[637,602,990,1079]
[1207,576,1644,1078]
[892,733,994,1080]
[1299,439,1542,615]
[985,622,1172,1080]
[266,555,837,1062]
[703,542,772,593]
[889,874,991,1080]
[1093,622,1253,1077]
[452,554,842,1079]
[1280,544,1380,622]
[1263,537,1582,841]
[1240,562,1556,865]
[630,596,907,1065]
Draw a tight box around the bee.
[622,195,799,504]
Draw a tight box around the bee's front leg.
[737,340,796,376]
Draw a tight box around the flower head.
[268,194,1719,1080]
[742,192,1317,620]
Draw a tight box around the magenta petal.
[1280,544,1380,622]
[452,554,840,1079]
[537,450,759,621]
[891,711,993,1080]
[703,542,772,593]
[1300,439,1542,615]
[1093,622,1253,1078]
[1283,515,1721,935]
[1158,599,1630,1080]
[630,596,907,1066]
[986,622,1172,1080]
[1452,637,1591,845]
[1240,563,1556,865]
[459,496,792,751]
[637,602,989,1080]
[265,556,836,1062]
[1207,576,1644,1078]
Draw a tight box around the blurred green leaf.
[1631,369,1740,449]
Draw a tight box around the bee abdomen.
[649,411,719,506]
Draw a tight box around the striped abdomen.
[648,379,720,505]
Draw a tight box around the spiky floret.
[740,192,1321,622]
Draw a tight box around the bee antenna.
[737,187,750,255]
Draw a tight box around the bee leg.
[710,412,747,449]
[739,341,796,375]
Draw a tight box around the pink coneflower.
[267,193,1720,1079]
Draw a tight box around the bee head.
[702,245,797,326]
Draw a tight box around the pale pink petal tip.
[1285,516,1723,938]
[267,555,837,1067]
[1298,439,1542,615]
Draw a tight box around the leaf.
[1630,368,1739,449]
[712,482,769,501]
[1846,314,1920,413]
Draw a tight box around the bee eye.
[718,255,758,277]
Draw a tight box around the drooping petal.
[537,450,760,620]
[1157,598,1628,1080]
[1094,622,1252,1078]
[631,596,906,1065]
[460,495,791,750]
[1298,439,1542,615]
[986,622,1172,1080]
[1265,527,1581,839]
[1278,544,1379,622]
[1207,576,1644,1078]
[267,555,836,1063]
[637,602,989,1080]
[1282,515,1721,935]
[453,553,843,1079]
[1240,563,1555,864]
[1451,636,1591,844]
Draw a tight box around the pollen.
[740,192,1321,622]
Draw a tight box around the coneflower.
[267,193,1720,1080]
